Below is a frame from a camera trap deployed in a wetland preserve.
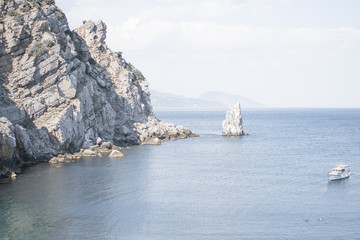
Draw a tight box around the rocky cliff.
[0,0,196,177]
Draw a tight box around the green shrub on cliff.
[30,0,41,8]
[20,2,32,12]
[43,39,55,48]
[29,0,55,8]
[28,39,56,57]
[14,15,24,24]
[7,10,19,17]
[3,0,12,4]
[133,69,144,80]
[115,51,123,58]
[44,0,55,5]
[49,85,57,93]
[28,42,48,57]
[6,10,24,24]
[55,7,65,20]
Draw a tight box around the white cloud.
[283,27,360,46]
[56,0,360,107]
[63,0,360,54]
[178,22,276,48]
[107,18,176,50]
[106,14,360,53]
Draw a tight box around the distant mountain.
[200,91,265,108]
[151,90,226,110]
[151,90,265,110]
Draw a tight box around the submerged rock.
[222,103,244,136]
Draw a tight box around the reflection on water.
[328,178,349,186]
[0,150,154,239]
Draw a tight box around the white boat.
[328,163,350,181]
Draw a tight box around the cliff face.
[0,0,196,177]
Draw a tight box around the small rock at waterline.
[109,150,124,158]
[142,137,161,145]
[82,149,97,157]
[49,157,59,164]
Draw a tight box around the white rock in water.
[222,103,244,136]
[109,150,124,158]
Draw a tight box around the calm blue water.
[1,109,360,240]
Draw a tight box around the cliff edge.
[0,0,196,177]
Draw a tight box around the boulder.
[222,103,244,136]
[49,157,59,164]
[101,141,113,149]
[142,137,161,145]
[82,149,97,157]
[109,150,124,158]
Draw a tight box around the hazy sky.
[56,0,360,108]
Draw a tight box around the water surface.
[1,109,360,239]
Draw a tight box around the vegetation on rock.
[43,39,55,48]
[20,2,32,12]
[133,68,144,80]
[28,40,55,57]
[29,0,55,8]
[7,10,19,17]
[55,6,65,20]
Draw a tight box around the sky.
[56,0,360,108]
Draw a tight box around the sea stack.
[222,103,244,136]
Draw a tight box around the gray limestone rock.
[0,118,19,177]
[101,141,113,149]
[0,0,196,177]
[222,103,244,136]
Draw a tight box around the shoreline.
[0,133,199,179]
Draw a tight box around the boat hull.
[329,174,350,181]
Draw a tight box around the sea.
[1,109,360,240]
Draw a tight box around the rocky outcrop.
[135,116,199,144]
[0,0,196,177]
[222,103,244,136]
